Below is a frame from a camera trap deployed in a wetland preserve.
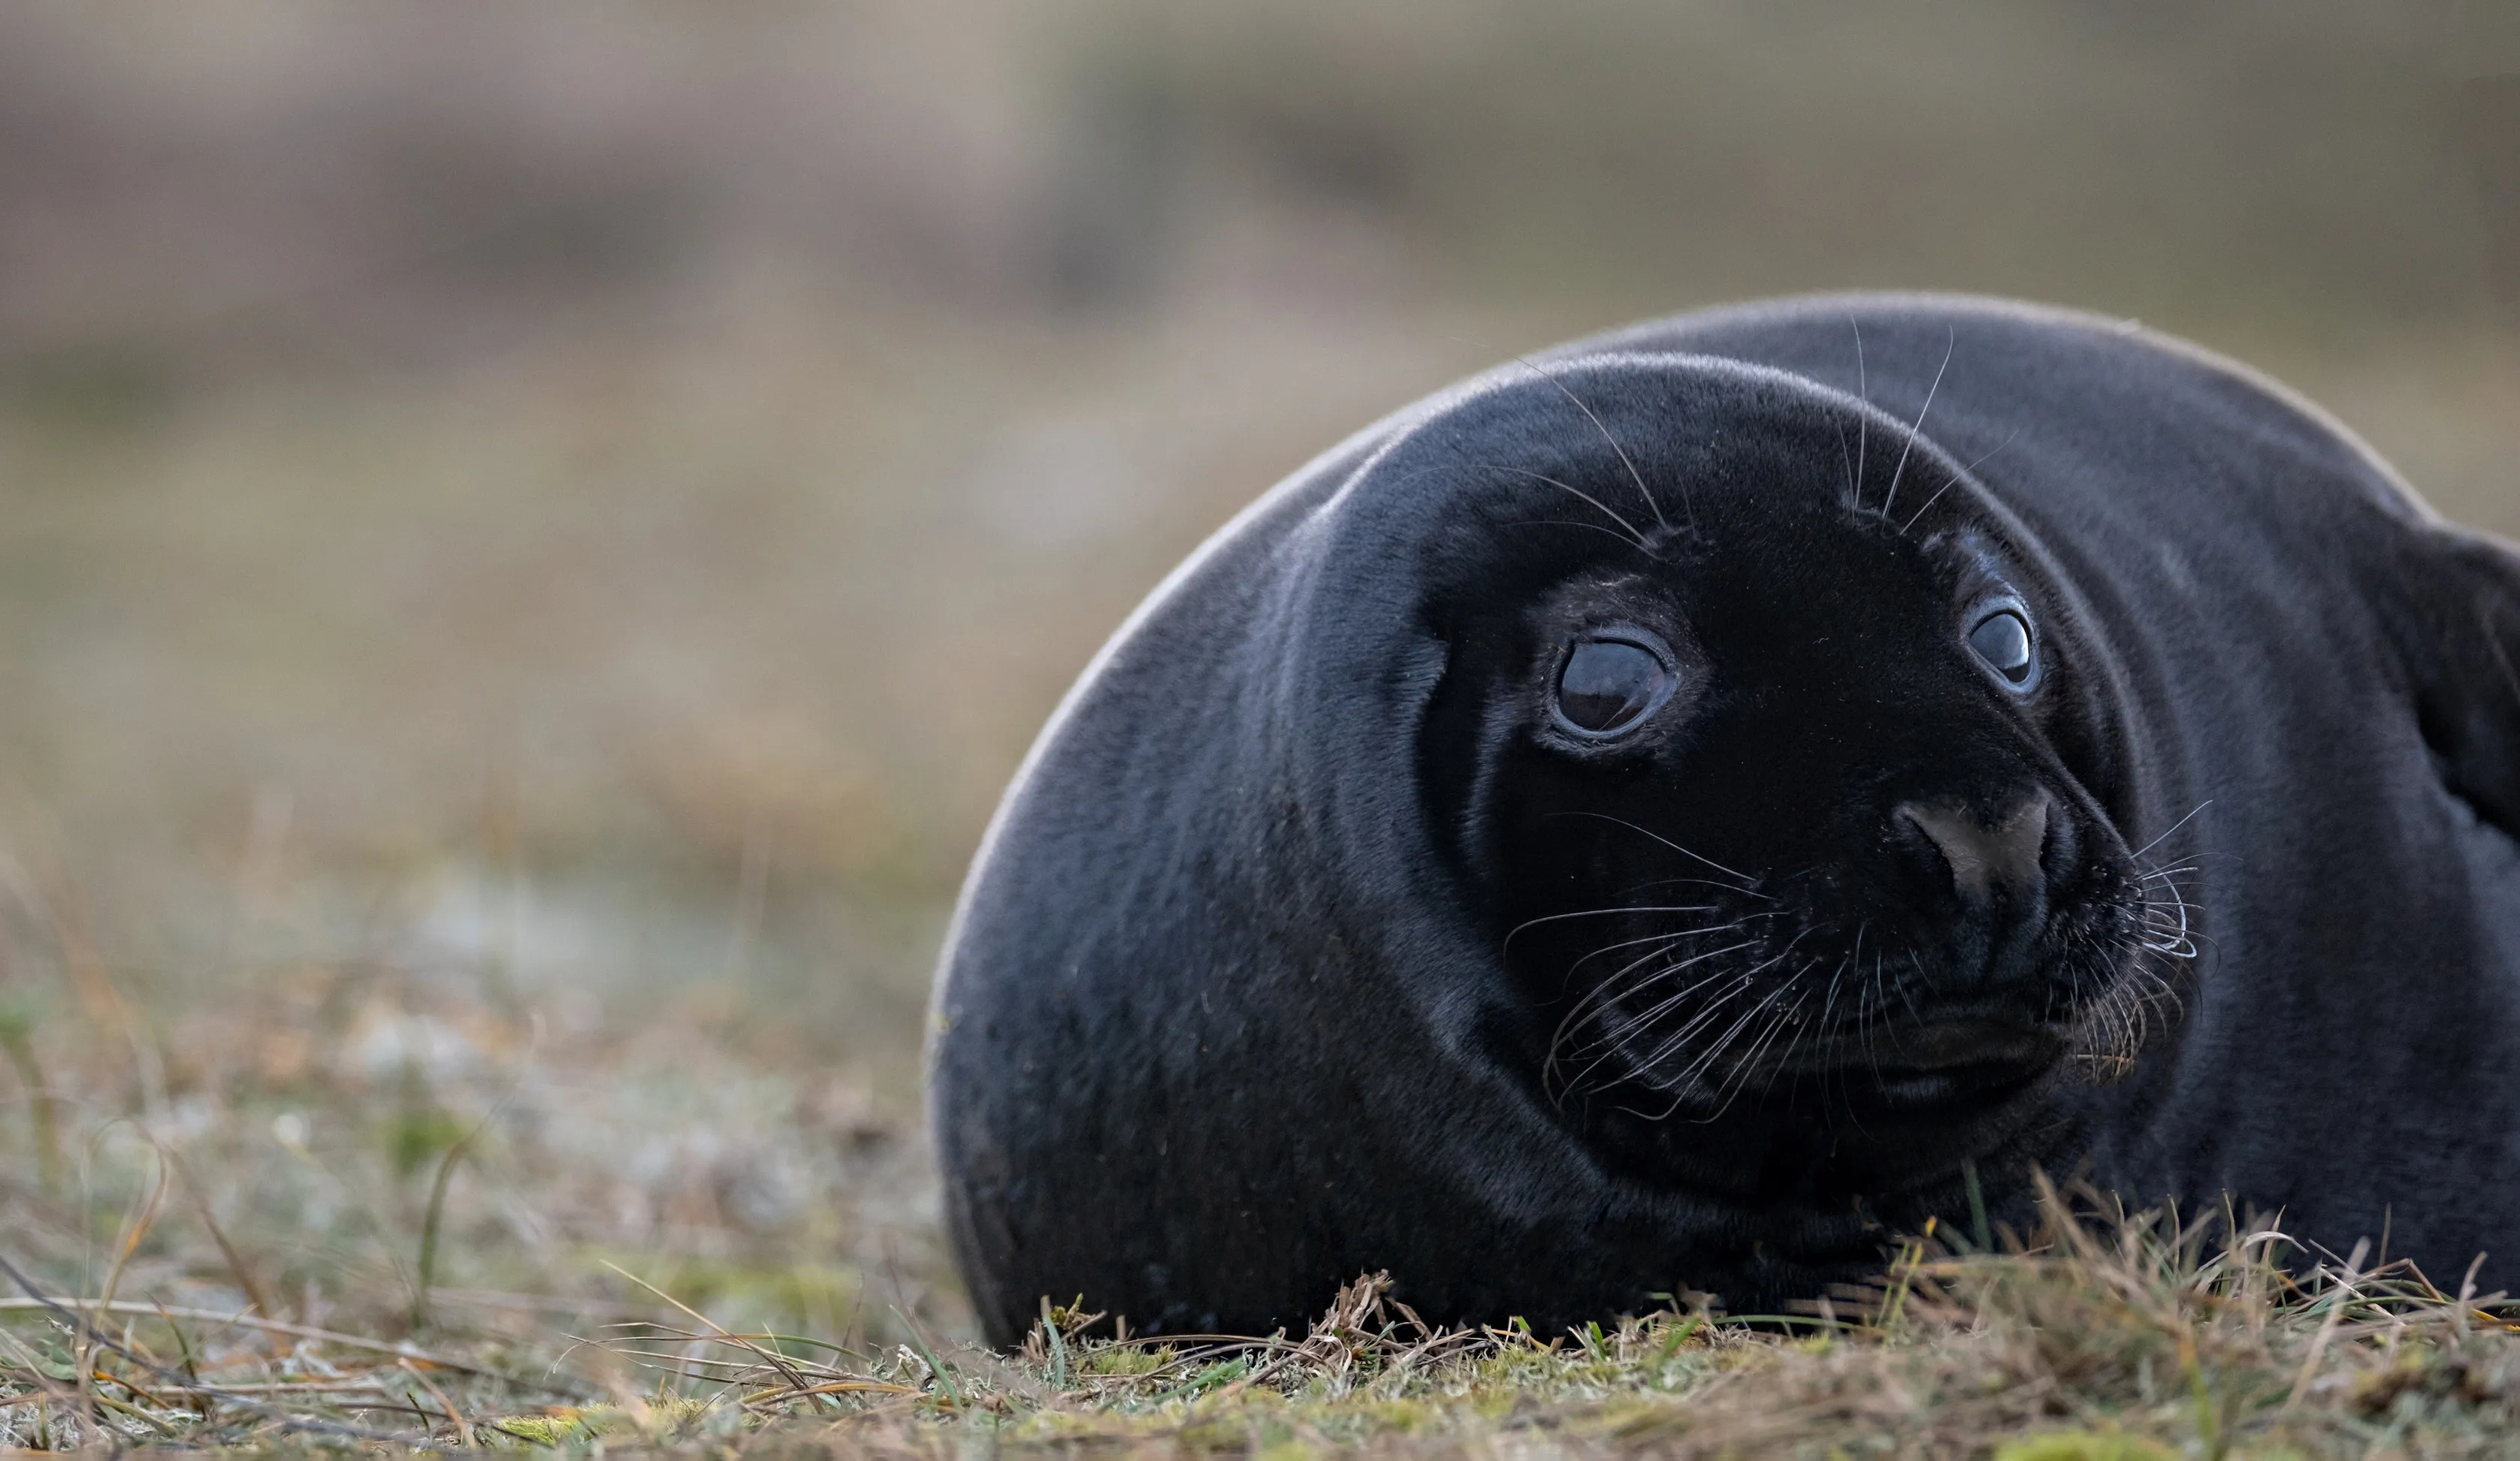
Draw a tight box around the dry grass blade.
[83,1132,171,1426]
[165,1149,276,1324]
[399,1357,476,1447]
[0,1250,442,1447]
[597,1259,826,1406]
[0,1298,576,1390]
[2283,1235,2370,1413]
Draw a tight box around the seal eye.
[1967,608,2037,687]
[1555,635,1673,737]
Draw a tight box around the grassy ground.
[6,969,2520,1456]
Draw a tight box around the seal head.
[1401,356,2154,1204]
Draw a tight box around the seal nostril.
[1896,794,2052,903]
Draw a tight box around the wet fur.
[928,294,2520,1345]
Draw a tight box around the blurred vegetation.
[0,5,2510,1423]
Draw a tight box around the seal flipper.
[2396,527,2520,839]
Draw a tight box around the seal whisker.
[1848,315,1870,505]
[1616,928,1797,1009]
[1857,934,1888,1082]
[1597,962,1759,1046]
[1501,518,1666,551]
[1815,949,1849,1037]
[1542,810,1763,891]
[1811,955,1875,1135]
[1848,922,1871,1013]
[1502,903,1726,950]
[1612,874,1785,899]
[1601,930,1813,1074]
[1875,950,1917,1025]
[1473,464,1654,549]
[1564,980,1747,1097]
[1548,940,1762,1088]
[1898,471,1961,535]
[1550,931,1697,1002]
[1576,937,1751,1007]
[1378,454,1660,554]
[1902,425,2024,534]
[1608,979,1760,1116]
[1960,427,2023,478]
[1555,925,1757,1004]
[1833,416,1858,505]
[1666,981,1793,1094]
[1654,980,1781,1081]
[1721,980,1809,1088]
[1566,922,1751,977]
[2072,955,2186,1080]
[1563,969,1756,1099]
[1577,939,1765,1035]
[1605,986,1757,1079]
[1881,325,1956,522]
[1700,1016,1792,1122]
[2127,800,2214,863]
[1760,975,1826,1099]
[1585,952,1765,1055]
[1703,988,1811,1123]
[2137,859,2201,959]
[1511,354,1682,535]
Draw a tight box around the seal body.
[928,294,2520,1345]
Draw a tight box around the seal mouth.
[1875,1015,2062,1070]
[1777,1015,2068,1112]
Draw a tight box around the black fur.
[927,294,2520,1345]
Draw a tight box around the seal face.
[1419,381,2153,1203]
[929,294,2520,1346]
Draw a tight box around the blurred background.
[0,0,2512,1345]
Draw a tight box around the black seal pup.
[928,293,2520,1344]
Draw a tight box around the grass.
[6,956,2520,1458]
[9,1209,2520,1459]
